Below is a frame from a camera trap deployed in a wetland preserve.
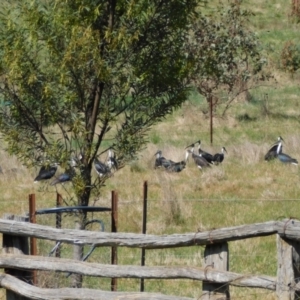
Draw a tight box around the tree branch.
[4,83,49,145]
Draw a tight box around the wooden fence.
[1,218,300,299]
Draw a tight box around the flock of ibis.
[32,136,298,184]
[155,136,298,173]
[33,149,118,185]
[154,139,227,173]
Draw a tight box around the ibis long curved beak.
[185,143,194,149]
[185,140,200,149]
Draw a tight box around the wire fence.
[10,191,281,298]
[2,176,300,300]
[4,197,300,203]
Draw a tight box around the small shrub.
[290,0,300,22]
[281,41,300,73]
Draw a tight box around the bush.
[281,41,300,73]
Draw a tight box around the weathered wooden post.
[202,243,230,299]
[2,214,32,300]
[72,219,83,288]
[292,240,300,299]
[276,235,300,299]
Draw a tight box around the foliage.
[281,40,300,73]
[186,1,269,113]
[0,0,199,206]
[0,0,299,297]
[291,0,300,23]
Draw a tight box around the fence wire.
[2,185,300,299]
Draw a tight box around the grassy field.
[1,0,300,299]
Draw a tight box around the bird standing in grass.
[154,150,174,169]
[34,163,58,182]
[186,140,214,164]
[276,141,298,165]
[94,157,111,177]
[50,166,76,186]
[106,149,118,171]
[197,142,214,164]
[187,148,211,170]
[212,147,227,165]
[94,149,118,177]
[166,150,190,173]
[265,136,283,161]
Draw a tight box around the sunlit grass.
[2,91,300,300]
[1,0,300,299]
[19,113,300,299]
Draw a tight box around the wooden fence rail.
[0,254,276,290]
[1,218,300,246]
[0,273,192,300]
[0,218,283,247]
[1,218,300,299]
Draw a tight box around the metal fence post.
[29,194,37,285]
[140,181,148,292]
[111,190,118,291]
[56,193,63,258]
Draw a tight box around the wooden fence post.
[72,219,83,288]
[292,239,300,299]
[276,235,300,299]
[2,214,32,300]
[202,242,230,299]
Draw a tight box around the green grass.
[1,1,300,299]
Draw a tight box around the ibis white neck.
[277,142,282,154]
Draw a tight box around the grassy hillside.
[1,1,300,299]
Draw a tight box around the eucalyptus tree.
[0,0,199,206]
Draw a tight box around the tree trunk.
[72,164,91,288]
[72,215,87,288]
[236,79,251,103]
